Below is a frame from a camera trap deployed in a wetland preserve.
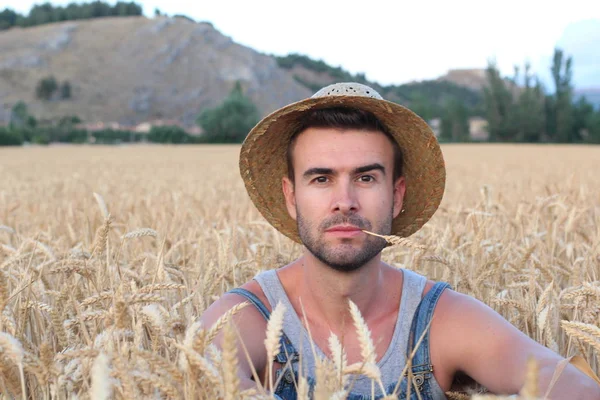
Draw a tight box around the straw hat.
[239,82,445,244]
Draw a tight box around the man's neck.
[295,251,385,330]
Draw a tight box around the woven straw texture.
[239,83,446,244]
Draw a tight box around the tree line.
[480,48,599,143]
[0,1,142,30]
[0,82,260,146]
[278,50,600,144]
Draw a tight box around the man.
[201,82,600,399]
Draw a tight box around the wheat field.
[0,144,599,400]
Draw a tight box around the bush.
[36,76,59,100]
[0,127,23,146]
[60,81,72,99]
[196,82,260,143]
[61,129,88,143]
[32,133,50,145]
[10,101,35,131]
[148,125,190,144]
[92,129,142,144]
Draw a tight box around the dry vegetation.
[0,143,599,400]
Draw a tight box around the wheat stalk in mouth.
[361,230,426,250]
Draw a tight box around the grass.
[0,143,599,399]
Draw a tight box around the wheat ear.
[90,352,112,400]
[205,301,249,345]
[328,331,348,387]
[348,299,386,395]
[561,321,600,355]
[0,332,26,400]
[122,228,158,239]
[221,321,240,400]
[348,300,376,364]
[93,192,109,219]
[264,301,286,395]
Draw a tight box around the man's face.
[282,127,406,272]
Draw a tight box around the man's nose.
[332,180,359,213]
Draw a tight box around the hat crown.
[311,82,383,100]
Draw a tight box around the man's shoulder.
[199,279,270,331]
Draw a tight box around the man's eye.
[314,176,328,183]
[359,175,374,182]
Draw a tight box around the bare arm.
[199,292,269,391]
[433,290,600,399]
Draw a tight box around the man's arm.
[432,290,600,399]
[198,292,269,391]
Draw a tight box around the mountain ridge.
[0,16,312,126]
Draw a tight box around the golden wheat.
[0,144,599,399]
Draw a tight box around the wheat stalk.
[362,230,426,250]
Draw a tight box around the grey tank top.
[254,268,447,398]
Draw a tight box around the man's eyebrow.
[353,163,386,175]
[302,167,334,179]
[301,164,386,180]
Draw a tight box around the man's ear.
[282,176,297,221]
[392,176,406,219]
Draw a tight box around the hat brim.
[239,95,446,244]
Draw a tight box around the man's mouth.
[324,225,364,238]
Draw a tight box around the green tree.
[410,93,434,122]
[586,109,600,144]
[154,8,162,16]
[9,101,37,142]
[440,97,470,142]
[10,101,32,130]
[125,2,143,16]
[483,59,517,141]
[36,76,58,100]
[513,62,546,142]
[197,82,260,143]
[28,3,54,25]
[572,97,595,142]
[90,1,111,18]
[64,3,81,20]
[0,8,20,30]
[549,48,574,142]
[0,127,23,146]
[52,6,67,22]
[60,81,72,99]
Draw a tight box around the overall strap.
[406,281,451,379]
[228,288,272,320]
[227,287,299,365]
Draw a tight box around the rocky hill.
[0,16,312,127]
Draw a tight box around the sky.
[2,0,600,88]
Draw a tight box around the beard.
[296,208,392,273]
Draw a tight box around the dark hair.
[286,107,404,183]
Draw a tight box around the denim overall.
[228,281,450,400]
